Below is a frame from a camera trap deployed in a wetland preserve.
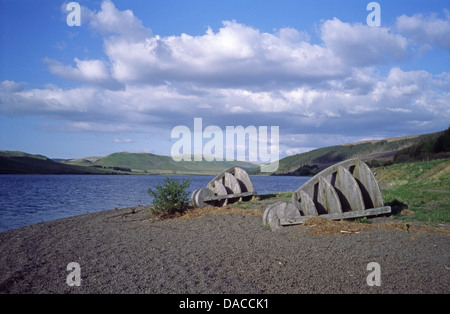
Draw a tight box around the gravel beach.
[0,205,449,294]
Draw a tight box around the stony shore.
[0,205,449,294]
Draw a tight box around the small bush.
[394,154,410,163]
[147,177,192,216]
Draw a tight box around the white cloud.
[0,80,24,92]
[57,3,411,89]
[321,18,409,66]
[40,120,137,134]
[396,11,450,51]
[99,19,345,86]
[114,138,134,143]
[45,58,116,87]
[51,3,414,89]
[388,107,412,113]
[2,63,448,137]
[1,1,450,158]
[88,0,151,42]
[61,0,346,87]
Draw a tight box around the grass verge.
[376,158,450,224]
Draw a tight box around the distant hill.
[0,150,257,175]
[0,150,48,160]
[54,156,102,166]
[63,152,258,175]
[3,129,447,175]
[0,151,120,174]
[268,131,445,176]
[393,126,450,163]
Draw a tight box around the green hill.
[271,131,443,175]
[393,126,450,163]
[57,156,102,166]
[3,129,447,175]
[90,152,258,175]
[0,150,48,160]
[0,150,258,175]
[0,151,120,174]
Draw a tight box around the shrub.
[147,177,192,216]
[297,167,311,176]
[394,154,410,163]
[369,159,381,168]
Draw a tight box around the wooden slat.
[279,206,391,226]
[202,191,257,201]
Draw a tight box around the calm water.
[0,174,308,232]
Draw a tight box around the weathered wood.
[223,172,241,203]
[333,165,366,211]
[318,176,342,214]
[202,191,256,201]
[299,190,317,216]
[210,180,228,206]
[291,159,382,214]
[192,188,215,208]
[233,167,254,201]
[264,159,391,230]
[193,167,257,208]
[337,159,384,208]
[279,206,392,226]
[263,202,299,231]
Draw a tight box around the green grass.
[377,158,450,223]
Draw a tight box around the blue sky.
[0,0,449,161]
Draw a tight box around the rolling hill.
[2,129,447,175]
[268,130,446,175]
[1,151,258,175]
[0,151,120,174]
[62,152,258,175]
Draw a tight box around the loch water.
[0,174,309,232]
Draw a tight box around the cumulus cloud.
[2,63,448,135]
[321,18,409,66]
[45,58,121,89]
[0,80,24,92]
[1,0,449,158]
[49,2,412,89]
[55,2,411,88]
[88,0,151,42]
[396,11,450,51]
[1,64,449,156]
[99,19,345,87]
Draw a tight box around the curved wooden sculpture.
[263,159,391,230]
[191,167,256,208]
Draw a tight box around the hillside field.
[375,158,450,223]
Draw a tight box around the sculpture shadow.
[385,199,409,215]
